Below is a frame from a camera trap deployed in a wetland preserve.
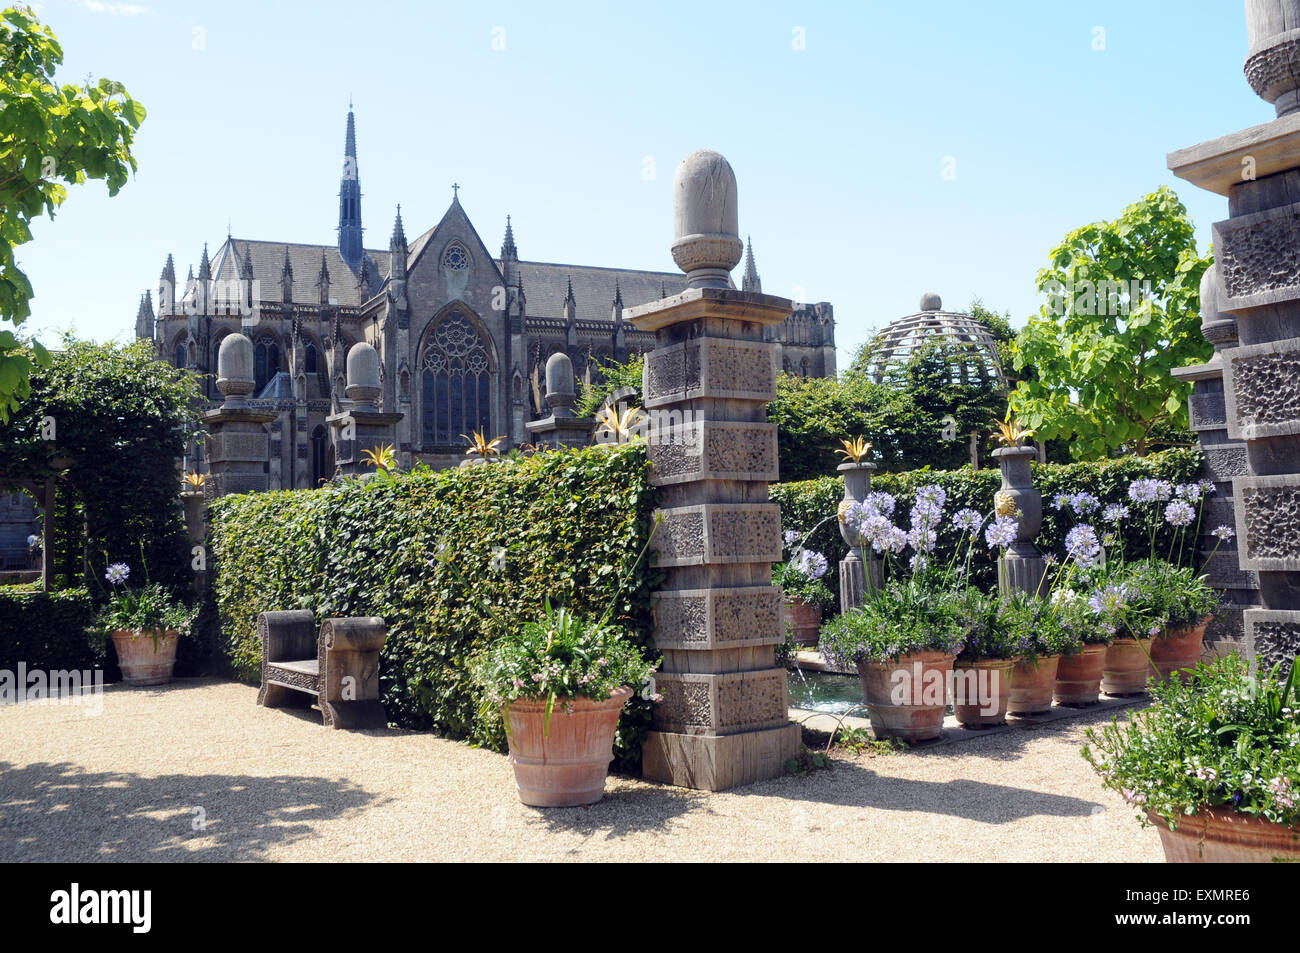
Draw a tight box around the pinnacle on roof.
[160,253,175,284]
[281,245,293,279]
[242,244,254,281]
[613,279,623,308]
[501,214,517,259]
[344,105,357,160]
[390,204,407,248]
[198,243,211,280]
[742,235,761,293]
[564,276,576,305]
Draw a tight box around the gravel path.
[0,679,1163,862]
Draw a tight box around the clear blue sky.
[18,0,1268,368]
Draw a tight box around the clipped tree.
[1010,186,1212,459]
[0,5,146,420]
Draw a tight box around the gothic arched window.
[421,311,492,446]
[304,342,318,374]
[175,342,187,368]
[254,336,280,392]
[442,244,469,271]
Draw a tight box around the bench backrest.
[257,610,317,663]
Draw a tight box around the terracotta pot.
[1148,807,1300,863]
[856,650,955,743]
[505,686,633,807]
[1054,643,1108,707]
[1151,617,1212,682]
[110,629,179,686]
[1008,655,1060,715]
[783,598,822,647]
[1102,637,1156,695]
[953,658,1012,728]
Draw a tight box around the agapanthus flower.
[909,554,928,572]
[1089,583,1131,617]
[985,516,1019,550]
[1213,525,1235,542]
[1052,492,1071,511]
[1128,478,1174,504]
[908,526,938,554]
[1103,503,1129,523]
[1071,492,1101,516]
[1176,483,1203,501]
[795,548,829,580]
[909,499,943,531]
[884,526,908,554]
[952,508,984,533]
[865,491,896,517]
[1165,499,1196,527]
[914,484,946,511]
[105,563,130,585]
[1065,524,1102,567]
[1199,479,1217,497]
[783,530,801,548]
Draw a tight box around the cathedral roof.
[206,237,389,307]
[509,260,686,323]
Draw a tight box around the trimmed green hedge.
[0,588,101,671]
[209,445,659,769]
[771,449,1206,599]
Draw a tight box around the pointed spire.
[160,253,176,284]
[281,245,293,279]
[135,291,154,341]
[742,236,761,293]
[198,243,211,280]
[317,250,331,304]
[390,204,407,249]
[279,246,294,304]
[501,214,517,260]
[613,279,623,308]
[158,254,176,316]
[338,105,363,269]
[563,276,576,326]
[241,244,253,279]
[357,254,371,292]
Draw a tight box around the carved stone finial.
[216,333,255,406]
[544,351,576,417]
[671,150,743,289]
[1245,0,1300,115]
[345,342,382,410]
[920,292,942,312]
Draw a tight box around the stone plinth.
[991,446,1045,595]
[626,285,800,791]
[1168,1,1300,666]
[525,413,594,449]
[326,407,402,476]
[205,405,274,496]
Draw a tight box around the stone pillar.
[205,333,273,497]
[836,461,882,611]
[1168,0,1300,669]
[525,351,594,449]
[624,150,799,791]
[992,446,1045,595]
[327,342,402,476]
[1170,265,1259,651]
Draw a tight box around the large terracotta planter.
[1102,637,1156,695]
[504,686,633,807]
[783,598,822,648]
[1054,643,1108,707]
[1150,617,1212,682]
[856,650,955,743]
[1149,807,1300,863]
[110,628,179,686]
[1008,654,1060,715]
[953,658,1012,728]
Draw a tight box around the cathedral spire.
[742,236,761,293]
[280,246,294,302]
[159,253,176,315]
[317,250,331,305]
[500,214,517,260]
[198,242,211,280]
[135,291,154,341]
[337,105,363,270]
[389,205,407,280]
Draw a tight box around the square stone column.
[327,407,402,476]
[626,286,800,790]
[205,405,274,497]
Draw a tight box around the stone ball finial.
[920,292,942,312]
[1245,0,1300,115]
[671,149,744,289]
[345,341,382,409]
[1198,263,1238,351]
[544,351,576,416]
[216,332,255,404]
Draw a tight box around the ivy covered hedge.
[771,448,1205,599]
[0,588,101,671]
[209,445,659,769]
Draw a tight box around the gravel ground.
[0,678,1163,862]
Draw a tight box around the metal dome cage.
[862,294,1007,391]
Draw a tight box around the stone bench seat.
[256,610,387,729]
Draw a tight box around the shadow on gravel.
[0,761,388,862]
[518,782,709,848]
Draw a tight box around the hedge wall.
[0,588,101,672]
[209,445,659,769]
[770,448,1206,600]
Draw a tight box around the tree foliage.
[0,5,146,420]
[1009,186,1212,459]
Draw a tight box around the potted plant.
[1001,591,1080,715]
[1050,587,1113,706]
[952,588,1015,729]
[774,532,835,647]
[96,562,196,686]
[1123,558,1221,681]
[472,600,659,807]
[1084,654,1300,862]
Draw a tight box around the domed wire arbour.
[862,293,1007,391]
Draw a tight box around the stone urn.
[111,629,180,686]
[1150,616,1213,682]
[836,460,882,611]
[504,686,633,807]
[856,650,955,743]
[990,446,1045,595]
[1150,807,1300,862]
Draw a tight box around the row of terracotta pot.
[856,621,1209,743]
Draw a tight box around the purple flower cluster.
[984,516,1019,550]
[794,548,829,580]
[1164,499,1196,527]
[1128,479,1174,504]
[1065,524,1102,567]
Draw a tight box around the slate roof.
[511,260,687,323]
[198,238,390,308]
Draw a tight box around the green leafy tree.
[574,353,644,418]
[1010,186,1212,459]
[0,5,146,420]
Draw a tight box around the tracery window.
[421,311,492,446]
[442,244,469,271]
[254,335,280,392]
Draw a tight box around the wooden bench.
[256,610,387,729]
